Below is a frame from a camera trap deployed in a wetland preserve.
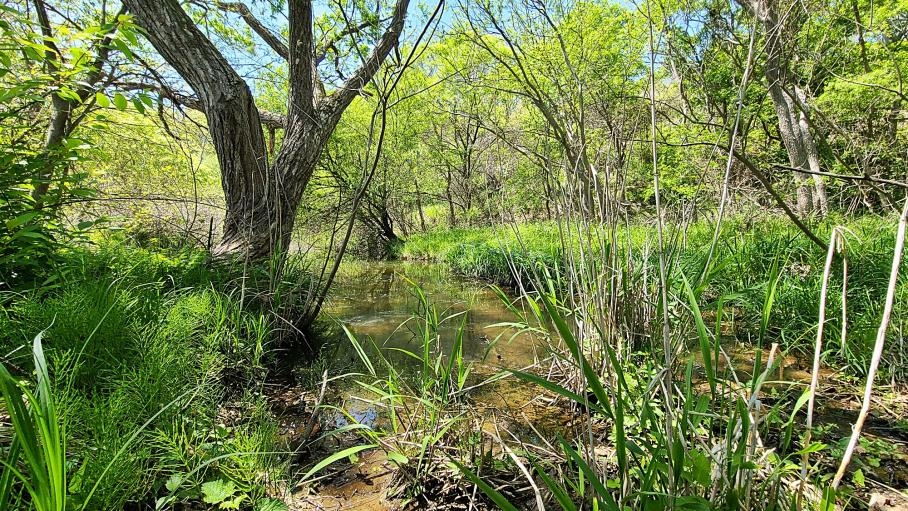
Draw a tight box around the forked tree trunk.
[123,0,409,261]
[743,0,828,217]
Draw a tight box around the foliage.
[0,333,66,511]
[0,241,285,510]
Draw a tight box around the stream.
[284,261,908,509]
[323,261,541,372]
[284,262,555,509]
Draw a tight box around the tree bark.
[742,0,828,217]
[414,178,427,231]
[123,0,409,261]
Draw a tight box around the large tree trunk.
[123,0,409,261]
[744,0,828,217]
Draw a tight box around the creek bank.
[282,255,908,510]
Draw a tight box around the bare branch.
[209,1,289,59]
[320,0,410,118]
[114,79,286,129]
[315,16,391,64]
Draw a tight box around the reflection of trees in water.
[354,265,395,314]
[340,263,536,359]
[330,263,540,367]
[372,265,395,298]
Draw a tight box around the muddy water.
[292,262,554,509]
[323,261,541,372]
[294,262,908,508]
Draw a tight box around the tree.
[121,0,410,261]
[739,0,829,216]
[462,0,646,221]
[1,1,138,281]
[27,0,135,203]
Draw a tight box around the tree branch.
[772,164,908,190]
[114,79,286,129]
[320,0,410,118]
[78,5,129,102]
[288,0,316,115]
[654,139,827,249]
[315,16,391,64]
[211,1,289,59]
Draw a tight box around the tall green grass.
[398,210,906,509]
[401,215,907,378]
[332,280,501,505]
[449,265,825,509]
[0,332,66,511]
[0,240,285,509]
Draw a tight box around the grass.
[0,332,66,511]
[398,222,565,285]
[442,241,888,509]
[323,272,827,509]
[332,280,519,508]
[0,212,902,510]
[400,214,908,379]
[0,237,286,510]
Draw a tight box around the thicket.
[1,0,907,508]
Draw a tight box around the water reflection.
[323,261,540,371]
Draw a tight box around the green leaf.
[676,496,712,510]
[122,28,139,47]
[201,479,236,504]
[255,498,289,511]
[112,38,133,58]
[511,369,606,414]
[95,92,110,108]
[113,92,128,111]
[796,442,827,455]
[343,325,375,376]
[682,272,716,396]
[164,474,183,493]
[155,496,176,511]
[558,436,619,511]
[819,485,837,511]
[299,444,375,482]
[686,449,711,487]
[451,460,521,511]
[5,211,40,230]
[131,96,146,114]
[69,188,96,198]
[852,468,865,488]
[56,87,80,101]
[221,493,247,510]
[387,451,409,465]
[533,459,577,511]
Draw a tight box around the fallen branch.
[772,164,908,191]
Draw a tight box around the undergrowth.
[0,238,288,510]
[400,215,907,379]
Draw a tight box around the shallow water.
[295,262,908,508]
[322,261,541,372]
